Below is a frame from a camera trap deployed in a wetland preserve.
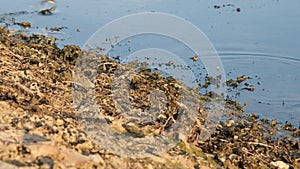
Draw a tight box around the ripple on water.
[220,51,300,126]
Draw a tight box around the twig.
[247,142,275,149]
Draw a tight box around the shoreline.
[0,26,299,169]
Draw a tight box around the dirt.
[0,26,299,169]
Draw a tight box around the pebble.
[270,161,289,169]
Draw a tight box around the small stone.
[225,119,235,127]
[271,119,277,126]
[190,56,198,62]
[18,22,31,29]
[147,164,154,169]
[0,160,16,169]
[56,119,64,126]
[23,121,35,131]
[270,161,289,169]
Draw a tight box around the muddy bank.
[0,27,299,169]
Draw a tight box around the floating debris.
[236,75,247,83]
[213,5,221,9]
[17,22,31,29]
[39,7,56,15]
[41,0,56,4]
[190,56,198,62]
[50,26,67,31]
[242,86,255,92]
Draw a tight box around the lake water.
[1,0,299,126]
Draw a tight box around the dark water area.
[1,0,299,126]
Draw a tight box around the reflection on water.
[0,0,299,125]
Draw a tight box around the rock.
[28,141,105,168]
[270,161,289,169]
[0,129,24,143]
[0,160,17,169]
[23,133,50,144]
[56,119,64,126]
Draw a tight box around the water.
[1,0,299,125]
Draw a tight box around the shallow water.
[1,0,299,125]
